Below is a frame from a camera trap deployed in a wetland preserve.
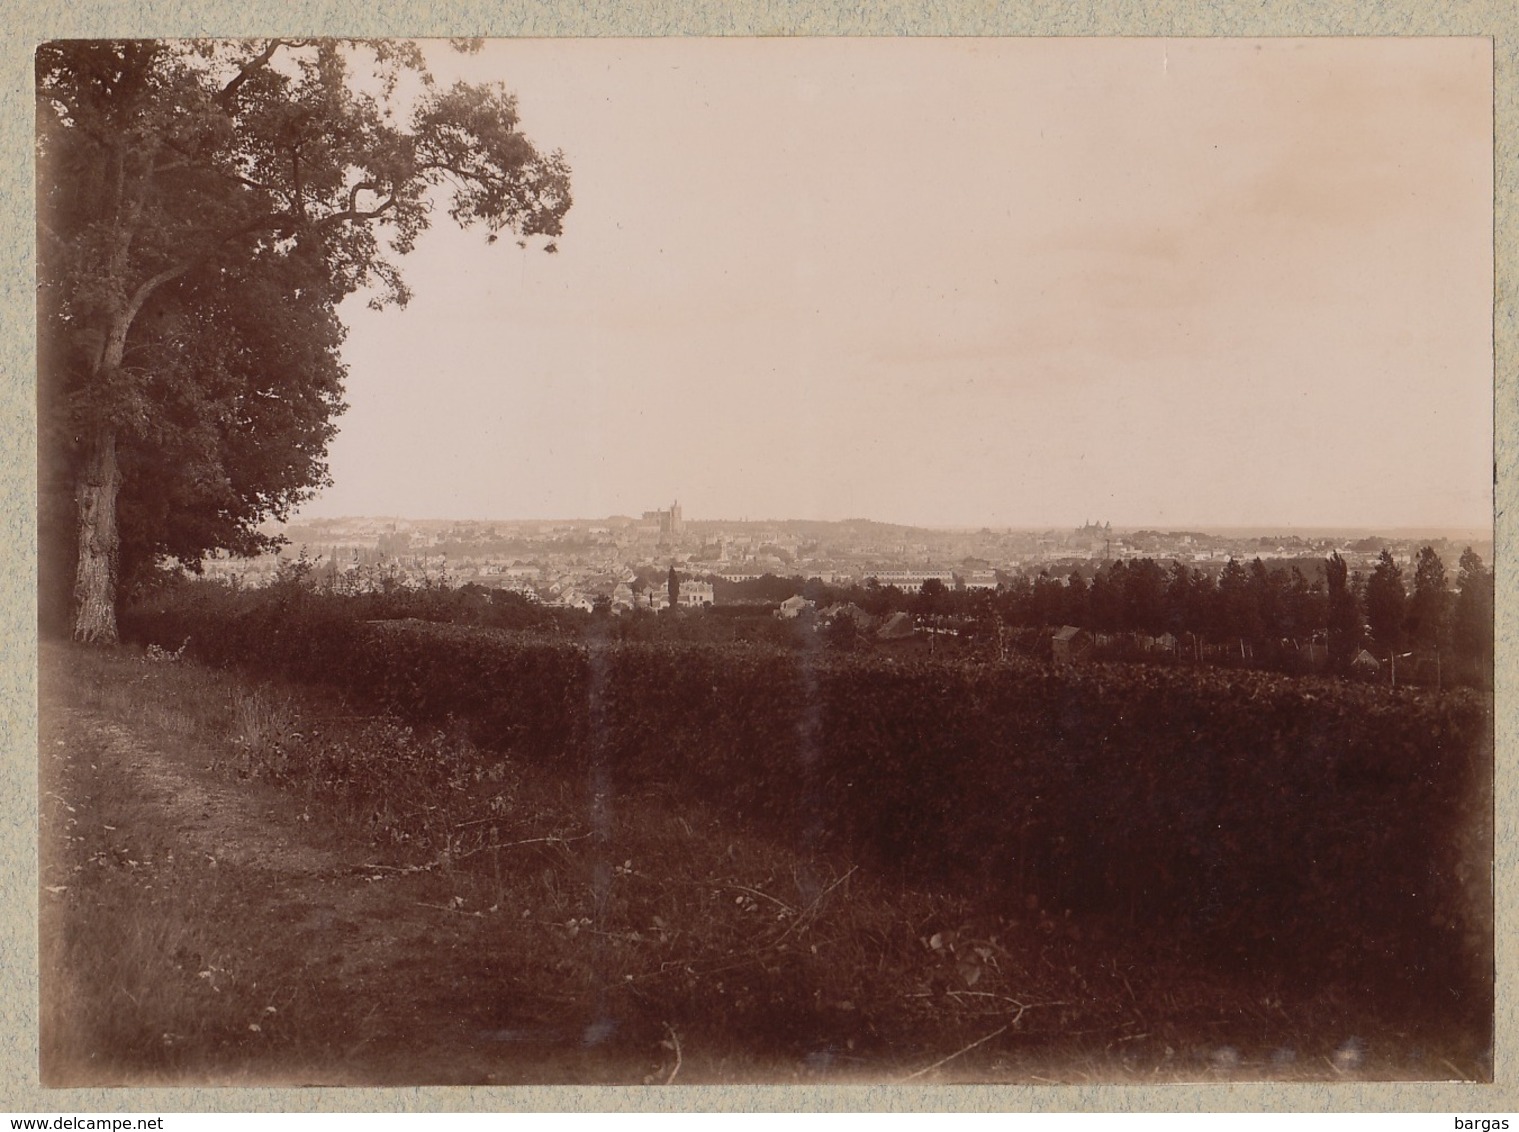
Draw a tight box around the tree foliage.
[1450,548,1494,688]
[1363,549,1407,657]
[914,576,949,616]
[37,39,572,641]
[1407,545,1449,652]
[1325,551,1362,670]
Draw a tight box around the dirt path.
[39,658,665,1086]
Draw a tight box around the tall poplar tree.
[1364,549,1407,657]
[1325,551,1361,670]
[1450,547,1494,687]
[1406,545,1449,653]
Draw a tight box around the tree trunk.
[72,428,121,644]
[70,299,138,645]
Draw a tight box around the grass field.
[38,640,1493,1085]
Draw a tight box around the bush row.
[125,583,1492,1007]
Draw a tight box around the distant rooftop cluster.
[212,505,1491,620]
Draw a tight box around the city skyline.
[292,38,1493,532]
[276,509,1493,544]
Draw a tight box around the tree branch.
[419,159,490,183]
[347,180,378,213]
[897,1021,1014,1083]
[291,147,305,220]
[317,184,398,228]
[217,40,291,108]
[107,204,296,360]
[122,261,196,338]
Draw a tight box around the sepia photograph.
[34,36,1495,1088]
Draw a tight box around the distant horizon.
[278,513,1494,543]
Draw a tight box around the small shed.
[1350,648,1382,675]
[1051,625,1094,662]
[876,611,917,642]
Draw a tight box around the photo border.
[3,0,1513,1113]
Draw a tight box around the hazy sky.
[295,37,1493,530]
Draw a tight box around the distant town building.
[820,602,873,631]
[641,500,685,540]
[678,580,714,607]
[868,570,955,594]
[776,594,814,619]
[1073,521,1112,555]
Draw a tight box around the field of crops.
[125,582,1494,1032]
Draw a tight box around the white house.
[776,594,814,619]
[679,580,714,608]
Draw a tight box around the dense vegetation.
[125,575,1494,1033]
[704,545,1494,687]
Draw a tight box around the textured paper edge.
[2,0,1512,1114]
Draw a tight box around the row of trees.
[993,548,1493,681]
[39,39,571,642]
[718,546,1494,683]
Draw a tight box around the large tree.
[37,39,571,641]
[1277,565,1324,642]
[1213,557,1259,644]
[1121,557,1167,637]
[1363,548,1407,657]
[1163,560,1202,636]
[1405,545,1449,654]
[1450,547,1494,687]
